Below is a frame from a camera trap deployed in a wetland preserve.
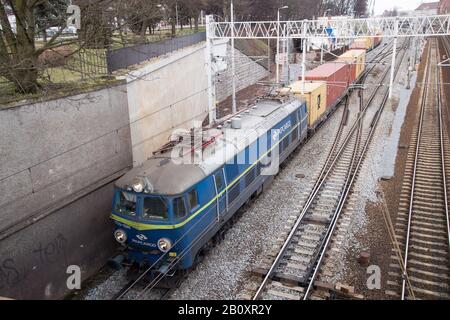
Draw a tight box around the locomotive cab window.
[188,189,199,211]
[115,191,137,216]
[143,197,168,220]
[173,196,187,219]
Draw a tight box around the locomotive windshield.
[115,191,137,216]
[143,196,168,220]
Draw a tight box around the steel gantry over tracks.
[209,15,450,39]
[204,14,450,123]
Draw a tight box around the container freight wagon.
[337,49,366,82]
[279,81,328,130]
[350,37,374,50]
[304,63,351,111]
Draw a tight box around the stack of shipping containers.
[350,37,374,50]
[304,63,351,111]
[280,81,328,130]
[337,49,366,82]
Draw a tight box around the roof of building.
[415,2,439,11]
[115,98,304,195]
[440,0,450,13]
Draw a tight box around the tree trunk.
[8,54,40,93]
[194,16,199,32]
[0,1,40,94]
[119,23,126,47]
[140,20,148,42]
[171,20,176,36]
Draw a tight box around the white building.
[414,2,439,15]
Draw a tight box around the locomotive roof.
[115,97,304,195]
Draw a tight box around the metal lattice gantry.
[209,15,450,39]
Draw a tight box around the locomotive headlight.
[114,229,127,244]
[131,178,144,193]
[157,238,172,252]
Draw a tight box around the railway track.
[386,38,450,300]
[251,39,409,300]
[310,40,398,183]
[112,279,174,300]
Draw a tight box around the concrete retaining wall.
[0,83,132,299]
[216,45,270,102]
[121,43,210,167]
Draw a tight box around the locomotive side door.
[213,169,227,221]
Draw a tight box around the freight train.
[109,39,375,286]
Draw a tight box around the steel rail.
[253,39,404,300]
[310,41,395,189]
[400,40,433,300]
[438,37,450,250]
[294,40,396,217]
[304,41,409,299]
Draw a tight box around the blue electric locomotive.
[110,97,308,283]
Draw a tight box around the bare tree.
[0,0,74,93]
[353,0,368,17]
[0,0,336,96]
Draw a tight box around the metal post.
[407,39,414,89]
[286,28,290,84]
[320,42,324,64]
[281,24,286,84]
[414,36,418,67]
[276,9,280,84]
[267,38,271,73]
[176,2,179,29]
[301,21,308,94]
[389,19,399,99]
[231,1,237,114]
[406,66,411,90]
[205,15,216,124]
